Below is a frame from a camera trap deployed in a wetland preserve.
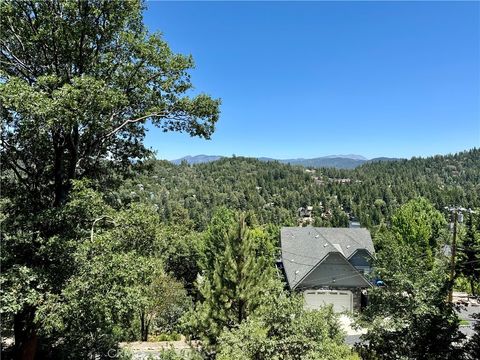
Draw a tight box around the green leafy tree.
[1,181,111,359]
[137,270,191,341]
[390,197,446,266]
[1,0,220,205]
[0,1,219,358]
[156,224,203,294]
[112,202,163,255]
[356,233,465,360]
[38,248,155,358]
[27,186,189,358]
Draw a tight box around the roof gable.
[281,226,374,289]
[297,252,372,289]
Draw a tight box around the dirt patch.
[119,337,200,358]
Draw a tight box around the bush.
[217,291,357,360]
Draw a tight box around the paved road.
[345,334,362,346]
[344,304,479,346]
[457,303,479,339]
[457,304,479,321]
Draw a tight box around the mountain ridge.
[170,154,400,169]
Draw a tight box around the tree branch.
[0,43,32,73]
[104,112,164,139]
[1,139,33,176]
[1,156,28,186]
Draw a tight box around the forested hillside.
[117,148,480,231]
[1,1,478,359]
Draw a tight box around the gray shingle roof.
[281,226,374,289]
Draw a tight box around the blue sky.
[143,1,479,160]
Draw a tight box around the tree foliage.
[4,184,190,359]
[0,1,219,358]
[217,293,358,360]
[1,0,220,206]
[183,209,277,350]
[390,197,447,265]
[356,223,465,360]
[457,212,480,296]
[115,149,479,232]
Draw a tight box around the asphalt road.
[457,304,479,321]
[344,304,479,346]
[457,303,479,338]
[345,334,362,346]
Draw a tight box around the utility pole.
[447,209,458,303]
[445,206,475,302]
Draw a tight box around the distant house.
[298,206,313,218]
[348,219,361,228]
[280,226,374,312]
[298,206,314,225]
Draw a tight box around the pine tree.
[185,209,276,348]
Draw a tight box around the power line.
[282,249,325,261]
[459,259,480,265]
[282,257,319,267]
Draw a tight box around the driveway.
[339,314,367,346]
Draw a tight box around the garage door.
[304,290,353,313]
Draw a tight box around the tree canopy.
[0,1,219,358]
[1,0,220,207]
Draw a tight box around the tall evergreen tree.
[184,209,276,351]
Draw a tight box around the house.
[280,226,374,312]
[298,206,314,225]
[298,206,314,218]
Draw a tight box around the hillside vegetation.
[1,0,478,358]
[118,148,480,231]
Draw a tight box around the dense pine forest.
[1,1,479,359]
[117,148,480,231]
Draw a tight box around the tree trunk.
[14,308,38,360]
[471,278,476,297]
[143,323,149,342]
[238,298,246,324]
[53,133,66,207]
[140,311,149,342]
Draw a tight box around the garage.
[303,289,353,313]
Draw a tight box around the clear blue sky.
[142,1,479,160]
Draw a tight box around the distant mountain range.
[171,155,223,165]
[170,154,401,169]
